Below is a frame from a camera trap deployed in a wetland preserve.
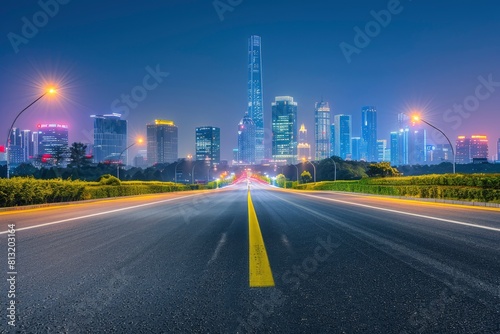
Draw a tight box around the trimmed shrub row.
[0,177,205,207]
[295,179,500,203]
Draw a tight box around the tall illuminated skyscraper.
[237,112,256,164]
[272,96,298,164]
[248,35,265,162]
[361,106,377,162]
[334,114,352,160]
[91,113,127,163]
[147,120,178,165]
[196,126,220,166]
[314,101,331,161]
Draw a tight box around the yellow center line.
[247,190,275,288]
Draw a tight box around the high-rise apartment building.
[248,35,265,162]
[91,113,127,163]
[456,135,488,163]
[361,106,377,162]
[237,113,256,164]
[333,114,352,160]
[272,96,298,164]
[147,120,178,165]
[196,126,220,166]
[314,101,331,161]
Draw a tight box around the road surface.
[1,181,499,333]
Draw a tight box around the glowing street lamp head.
[48,87,57,95]
[137,138,144,144]
[412,115,420,122]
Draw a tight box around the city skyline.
[1,1,500,162]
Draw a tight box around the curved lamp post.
[6,87,56,179]
[411,115,455,174]
[117,138,143,179]
[325,157,337,181]
[291,163,299,184]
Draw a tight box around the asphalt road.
[1,181,499,333]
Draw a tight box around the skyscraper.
[297,124,311,161]
[334,114,352,160]
[351,137,361,161]
[147,120,178,165]
[390,131,399,166]
[248,35,265,162]
[470,135,488,160]
[314,101,331,161]
[361,106,377,162]
[272,96,298,164]
[329,124,335,158]
[237,112,256,164]
[91,113,127,163]
[377,139,389,162]
[196,126,220,166]
[8,128,24,165]
[37,124,69,157]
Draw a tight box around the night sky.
[1,0,500,161]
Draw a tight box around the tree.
[69,142,91,168]
[52,145,69,167]
[366,162,400,177]
[276,173,286,188]
[301,170,312,183]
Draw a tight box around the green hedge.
[0,177,205,207]
[294,174,500,203]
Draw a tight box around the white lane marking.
[288,192,500,233]
[0,193,209,235]
[208,233,227,266]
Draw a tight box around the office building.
[248,35,265,161]
[333,114,352,160]
[314,101,331,161]
[361,106,377,162]
[237,112,256,164]
[330,124,335,158]
[272,96,298,164]
[377,139,389,162]
[37,124,69,158]
[147,120,178,165]
[351,137,361,161]
[91,113,127,164]
[196,126,220,166]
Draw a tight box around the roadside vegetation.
[0,175,205,208]
[292,173,500,204]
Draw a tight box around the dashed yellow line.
[247,190,275,288]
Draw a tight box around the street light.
[117,138,143,179]
[5,87,57,179]
[323,157,337,181]
[173,160,182,183]
[302,158,317,182]
[411,114,455,174]
[291,163,299,184]
[191,160,206,184]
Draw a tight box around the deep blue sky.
[1,0,500,160]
